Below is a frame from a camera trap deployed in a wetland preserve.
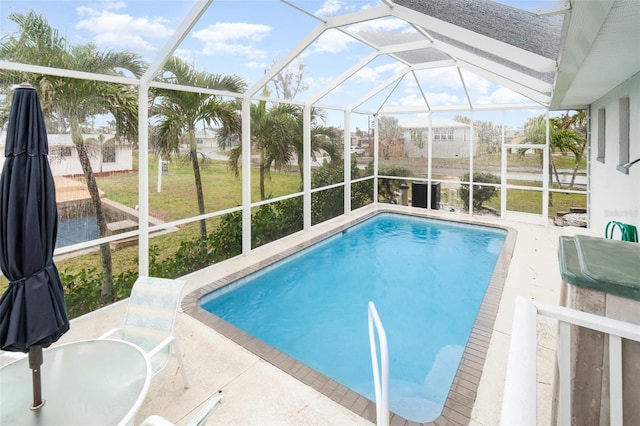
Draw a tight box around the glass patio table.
[0,339,151,426]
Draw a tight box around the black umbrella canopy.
[0,85,70,408]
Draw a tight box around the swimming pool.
[187,211,515,424]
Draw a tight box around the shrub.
[459,172,500,211]
[378,165,412,202]
[61,267,137,318]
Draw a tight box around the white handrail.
[501,297,640,426]
[368,301,389,426]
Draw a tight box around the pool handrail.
[368,301,389,426]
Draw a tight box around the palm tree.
[222,88,298,201]
[555,110,587,188]
[152,57,246,247]
[524,111,586,206]
[0,11,146,299]
[290,107,342,182]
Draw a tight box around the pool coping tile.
[183,209,517,425]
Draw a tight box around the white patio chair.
[140,393,223,426]
[100,276,189,388]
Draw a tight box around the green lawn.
[0,152,587,294]
[484,188,586,216]
[0,157,302,294]
[96,155,301,221]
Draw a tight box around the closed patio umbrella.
[0,84,70,409]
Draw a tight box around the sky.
[0,0,555,130]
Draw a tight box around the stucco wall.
[589,71,640,234]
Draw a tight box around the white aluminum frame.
[501,297,640,426]
[0,0,571,274]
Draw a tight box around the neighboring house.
[399,117,473,158]
[193,129,218,147]
[0,133,133,176]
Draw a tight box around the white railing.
[501,297,640,425]
[368,301,389,426]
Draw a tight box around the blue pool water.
[200,213,506,422]
[56,217,99,248]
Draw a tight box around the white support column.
[344,111,352,215]
[303,104,311,231]
[157,157,162,193]
[242,97,252,255]
[542,110,550,218]
[427,113,433,209]
[557,321,571,425]
[469,110,475,216]
[609,335,623,425]
[136,0,212,277]
[500,111,507,218]
[138,83,150,276]
[373,114,379,203]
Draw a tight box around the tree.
[378,116,403,159]
[459,172,500,211]
[268,59,309,100]
[152,56,246,247]
[222,87,298,201]
[555,110,587,187]
[253,59,340,188]
[523,111,586,192]
[454,115,502,154]
[290,109,342,181]
[378,165,412,203]
[0,11,145,299]
[266,58,341,182]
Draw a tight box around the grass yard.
[0,151,587,295]
[96,155,301,221]
[484,188,586,216]
[0,156,302,294]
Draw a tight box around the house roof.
[551,0,640,109]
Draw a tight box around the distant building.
[399,117,473,158]
[0,133,133,176]
[193,129,219,147]
[504,127,524,144]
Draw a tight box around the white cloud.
[315,0,346,17]
[425,92,462,105]
[394,93,428,107]
[192,22,271,58]
[75,6,173,53]
[477,87,530,104]
[315,0,378,18]
[346,16,411,33]
[246,61,267,69]
[302,29,356,56]
[459,70,492,96]
[414,67,463,90]
[351,62,405,83]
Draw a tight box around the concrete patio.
[48,205,581,425]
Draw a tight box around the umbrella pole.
[28,346,45,410]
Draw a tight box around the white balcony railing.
[501,297,640,425]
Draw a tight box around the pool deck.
[28,204,584,425]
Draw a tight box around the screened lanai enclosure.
[0,0,589,314]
